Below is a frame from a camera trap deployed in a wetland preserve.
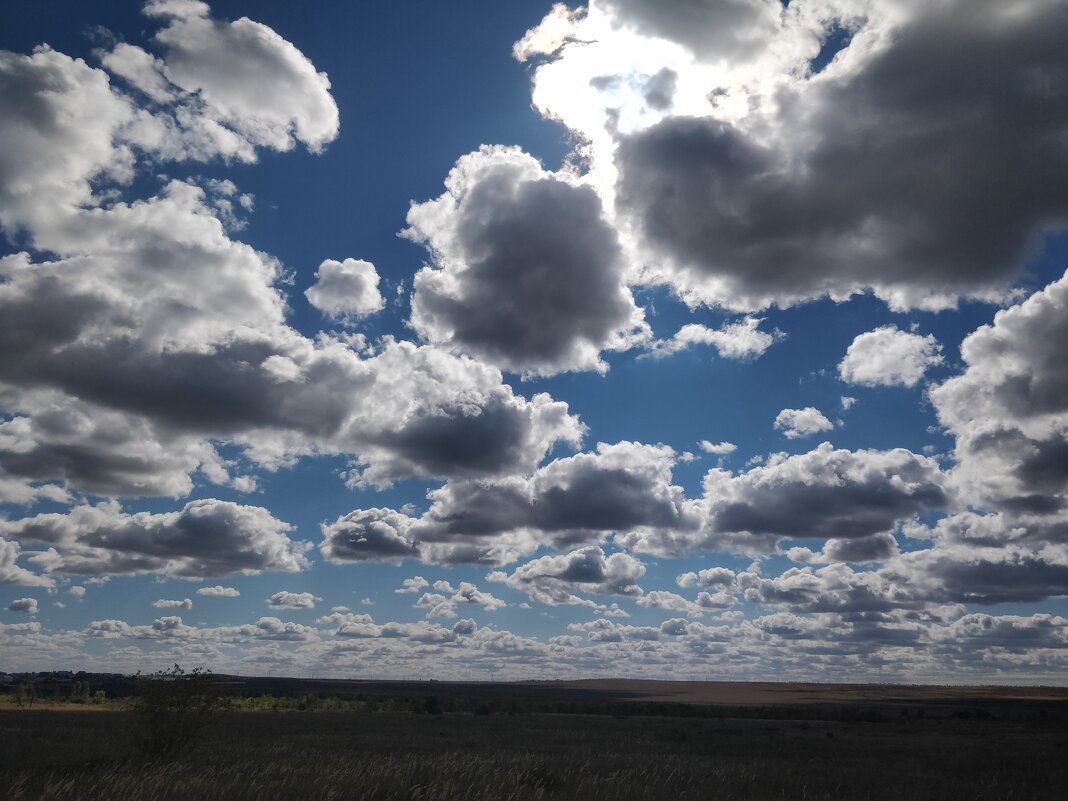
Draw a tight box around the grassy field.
[2,704,1067,800]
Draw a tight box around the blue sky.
[2,0,1068,683]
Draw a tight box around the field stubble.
[1,707,1066,800]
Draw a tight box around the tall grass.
[2,709,1064,800]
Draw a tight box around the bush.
[131,664,230,756]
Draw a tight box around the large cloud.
[406,146,648,376]
[411,442,695,564]
[0,499,309,578]
[620,442,948,555]
[521,0,1068,311]
[320,442,693,566]
[930,268,1068,515]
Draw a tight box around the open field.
[2,681,1067,801]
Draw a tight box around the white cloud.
[699,440,737,455]
[142,1,340,153]
[196,585,240,597]
[395,576,429,594]
[773,407,834,439]
[267,591,320,610]
[646,317,781,359]
[305,259,385,323]
[414,582,506,618]
[839,326,943,387]
[930,268,1068,514]
[0,538,53,588]
[153,598,193,610]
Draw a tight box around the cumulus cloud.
[0,538,53,588]
[319,508,419,564]
[153,598,193,610]
[7,598,38,614]
[676,567,736,589]
[787,532,900,565]
[405,146,648,375]
[522,0,1068,311]
[839,326,942,387]
[396,576,429,594]
[488,546,645,606]
[930,268,1068,515]
[140,0,339,153]
[267,591,320,610]
[87,613,317,643]
[620,443,947,556]
[699,441,737,456]
[414,581,506,618]
[773,407,834,439]
[196,585,239,597]
[646,317,780,359]
[635,590,713,617]
[305,259,385,323]
[0,500,309,578]
[405,441,695,565]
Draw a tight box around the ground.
[2,681,1067,800]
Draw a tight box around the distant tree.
[131,664,230,756]
[70,680,91,704]
[15,683,36,709]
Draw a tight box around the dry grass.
[2,707,1066,800]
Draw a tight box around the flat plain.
[2,680,1067,800]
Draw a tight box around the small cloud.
[196,585,240,597]
[267,591,321,610]
[773,407,834,439]
[153,598,192,610]
[699,440,737,455]
[8,598,38,614]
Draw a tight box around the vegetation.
[129,664,230,756]
[2,702,1066,800]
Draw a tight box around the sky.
[1,0,1068,684]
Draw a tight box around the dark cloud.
[407,146,647,375]
[489,546,646,605]
[616,0,1068,310]
[642,67,677,110]
[413,442,694,564]
[267,591,319,609]
[320,509,420,565]
[7,597,38,614]
[1,499,309,578]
